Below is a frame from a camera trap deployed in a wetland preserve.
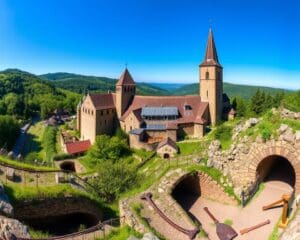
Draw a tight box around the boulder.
[278,124,289,134]
[283,129,295,143]
[127,236,140,240]
[295,131,300,142]
[142,232,160,240]
[245,118,259,129]
[0,217,30,240]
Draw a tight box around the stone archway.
[163,153,170,159]
[247,146,300,194]
[256,155,296,188]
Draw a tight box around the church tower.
[116,68,136,118]
[199,28,223,125]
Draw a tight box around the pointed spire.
[116,68,136,85]
[200,28,222,67]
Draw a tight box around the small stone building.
[156,138,179,159]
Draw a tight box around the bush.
[87,135,129,163]
[88,161,138,202]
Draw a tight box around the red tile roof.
[66,140,91,155]
[89,93,116,110]
[116,69,136,85]
[120,95,208,125]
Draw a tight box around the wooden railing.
[16,217,123,240]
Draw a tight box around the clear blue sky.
[0,0,299,89]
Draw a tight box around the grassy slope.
[40,72,169,96]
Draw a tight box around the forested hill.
[0,69,80,119]
[172,82,289,99]
[40,72,291,99]
[40,72,169,96]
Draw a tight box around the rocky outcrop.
[128,232,160,240]
[120,199,146,233]
[0,216,30,240]
[281,212,300,240]
[0,182,13,217]
[280,108,300,120]
[0,180,30,240]
[207,120,300,198]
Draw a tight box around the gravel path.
[188,180,293,240]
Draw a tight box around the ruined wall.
[207,120,300,197]
[14,196,103,220]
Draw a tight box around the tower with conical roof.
[116,68,136,118]
[199,28,223,125]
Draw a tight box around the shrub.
[53,153,73,161]
[87,135,129,163]
[88,161,138,202]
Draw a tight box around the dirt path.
[188,180,294,240]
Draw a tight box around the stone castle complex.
[77,29,235,152]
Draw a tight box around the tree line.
[232,89,300,118]
[0,69,80,119]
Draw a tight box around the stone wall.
[281,211,300,240]
[173,172,237,205]
[14,196,102,220]
[207,118,300,197]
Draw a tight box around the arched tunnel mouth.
[256,155,296,188]
[172,173,201,217]
[60,161,76,172]
[13,197,103,237]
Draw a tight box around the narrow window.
[206,90,208,97]
[206,71,209,80]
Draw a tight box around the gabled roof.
[88,93,116,110]
[141,107,179,117]
[66,140,91,155]
[116,68,136,86]
[157,137,178,151]
[200,28,222,67]
[120,95,208,125]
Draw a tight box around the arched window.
[205,71,209,80]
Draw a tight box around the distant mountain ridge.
[40,72,169,96]
[40,72,290,99]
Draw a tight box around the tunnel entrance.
[20,212,98,236]
[256,155,296,188]
[60,161,76,172]
[172,174,201,212]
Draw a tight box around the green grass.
[100,226,143,240]
[177,141,203,155]
[268,219,280,240]
[0,156,57,171]
[3,183,95,203]
[29,229,52,239]
[22,121,45,157]
[224,219,233,226]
